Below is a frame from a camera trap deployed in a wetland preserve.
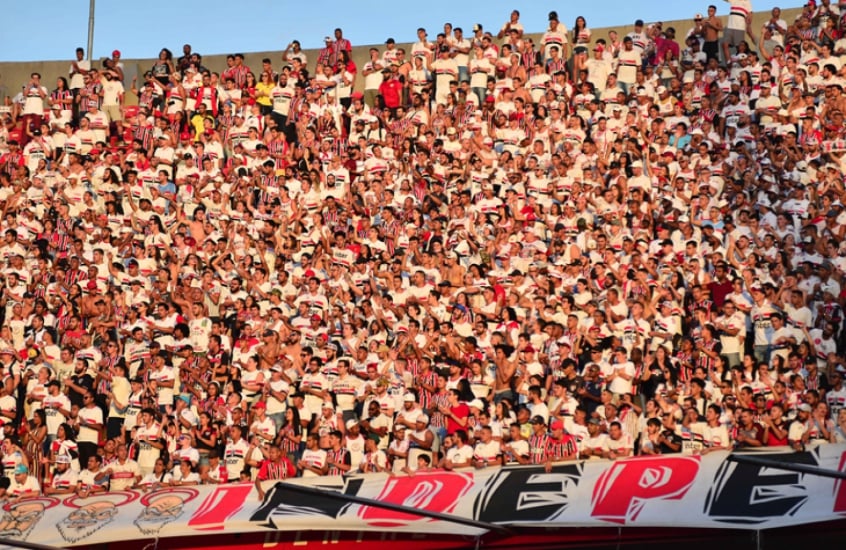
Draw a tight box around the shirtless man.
[185,207,208,242]
[440,252,466,287]
[492,344,517,404]
[254,330,281,371]
[701,4,724,63]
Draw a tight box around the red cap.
[253,401,267,409]
[180,132,191,140]
[86,280,98,291]
[550,420,565,431]
[112,50,121,57]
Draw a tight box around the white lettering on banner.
[5,446,846,548]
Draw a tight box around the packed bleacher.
[2,2,846,500]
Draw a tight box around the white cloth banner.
[3,445,846,548]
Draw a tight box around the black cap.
[385,38,395,44]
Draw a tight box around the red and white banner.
[5,445,846,548]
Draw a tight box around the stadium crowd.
[3,1,846,500]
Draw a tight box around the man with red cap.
[249,401,277,446]
[109,49,124,81]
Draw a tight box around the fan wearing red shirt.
[545,419,578,471]
[0,141,25,177]
[439,389,470,435]
[255,443,296,500]
[378,71,403,112]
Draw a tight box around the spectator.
[254,443,296,500]
[7,465,40,501]
[297,433,327,477]
[359,434,387,473]
[43,454,77,496]
[602,420,634,459]
[76,454,108,497]
[723,0,754,63]
[76,391,103,467]
[438,429,473,469]
[97,442,140,490]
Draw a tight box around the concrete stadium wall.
[0,7,802,106]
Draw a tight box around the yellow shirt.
[190,114,213,140]
[255,82,274,107]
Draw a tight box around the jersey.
[224,438,250,481]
